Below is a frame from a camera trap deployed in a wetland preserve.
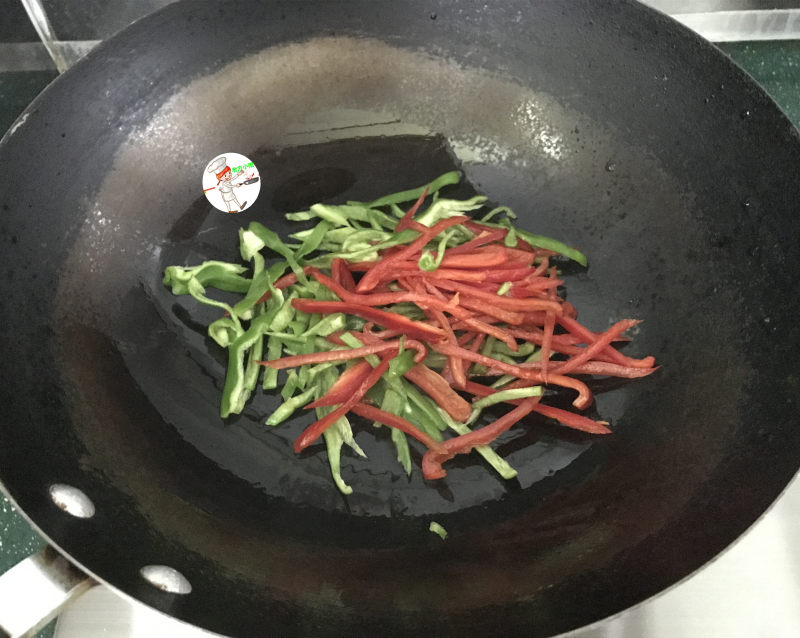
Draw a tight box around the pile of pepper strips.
[164,172,656,491]
[249,176,657,482]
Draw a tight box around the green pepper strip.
[417,229,455,272]
[261,293,298,390]
[357,170,462,208]
[186,278,243,334]
[266,387,317,425]
[317,366,366,495]
[242,304,265,393]
[247,221,309,284]
[163,261,251,295]
[295,220,332,260]
[281,370,300,400]
[232,260,289,319]
[475,219,588,267]
[480,205,517,223]
[221,307,281,417]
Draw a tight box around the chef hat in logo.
[206,156,230,180]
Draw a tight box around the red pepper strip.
[294,356,393,453]
[331,258,356,292]
[422,268,492,283]
[445,229,508,255]
[404,363,472,422]
[531,256,550,277]
[259,339,424,369]
[531,404,611,435]
[479,267,538,283]
[455,297,525,326]
[456,331,475,346]
[510,277,563,294]
[292,299,445,342]
[343,261,378,272]
[349,402,445,452]
[520,360,658,378]
[434,247,510,269]
[253,266,315,305]
[540,311,556,383]
[325,331,349,346]
[550,319,641,375]
[360,249,511,279]
[433,342,592,409]
[540,266,561,382]
[311,268,522,328]
[305,360,373,409]
[430,279,563,314]
[362,324,402,341]
[422,398,541,480]
[417,279,518,349]
[463,380,510,400]
[395,187,429,232]
[562,301,579,319]
[400,276,467,388]
[558,316,655,369]
[356,215,469,292]
[503,247,538,264]
[449,315,502,329]
[436,309,467,388]
[468,332,486,353]
[461,317,518,351]
[506,327,632,366]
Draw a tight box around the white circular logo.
[203,152,261,213]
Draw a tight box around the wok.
[1,1,800,636]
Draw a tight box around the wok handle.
[0,547,95,638]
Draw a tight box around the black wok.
[1,1,800,636]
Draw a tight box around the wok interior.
[58,35,744,604]
[1,4,798,635]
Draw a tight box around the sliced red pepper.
[356,215,469,292]
[305,360,373,409]
[422,397,541,480]
[551,319,640,375]
[311,268,468,318]
[519,360,658,378]
[531,404,611,435]
[291,299,445,342]
[395,188,429,232]
[445,228,508,255]
[254,265,315,305]
[430,279,563,314]
[558,315,654,369]
[479,267,537,283]
[404,362,472,422]
[349,402,445,452]
[331,258,356,292]
[434,246,509,269]
[294,356,392,452]
[466,382,610,446]
[325,331,349,346]
[540,310,556,382]
[455,297,525,326]
[260,342,400,369]
[433,341,592,409]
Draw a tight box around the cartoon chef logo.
[203,152,261,213]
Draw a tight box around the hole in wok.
[48,483,96,519]
[139,564,193,595]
